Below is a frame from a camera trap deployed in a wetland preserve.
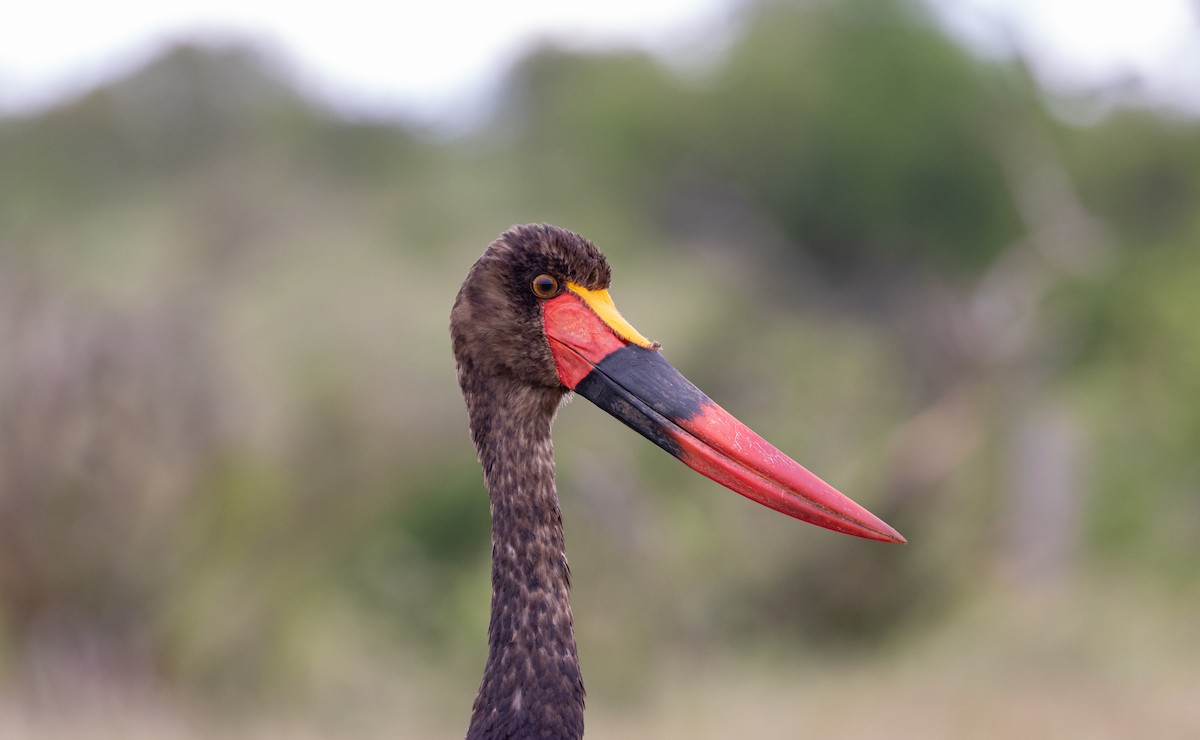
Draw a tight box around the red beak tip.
[863,520,906,544]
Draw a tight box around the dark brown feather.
[451,225,612,740]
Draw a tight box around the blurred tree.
[498,0,1033,274]
[0,42,423,234]
[694,0,1030,272]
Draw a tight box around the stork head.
[451,224,905,544]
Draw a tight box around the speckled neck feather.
[452,225,612,739]
[461,377,584,740]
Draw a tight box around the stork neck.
[465,381,584,740]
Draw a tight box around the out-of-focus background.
[2,0,1199,737]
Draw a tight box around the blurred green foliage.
[1,0,1198,733]
[503,0,1028,272]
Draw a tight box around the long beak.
[542,285,905,544]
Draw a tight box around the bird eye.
[531,274,560,298]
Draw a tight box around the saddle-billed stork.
[450,224,904,739]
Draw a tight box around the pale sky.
[937,0,1200,113]
[0,0,1197,124]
